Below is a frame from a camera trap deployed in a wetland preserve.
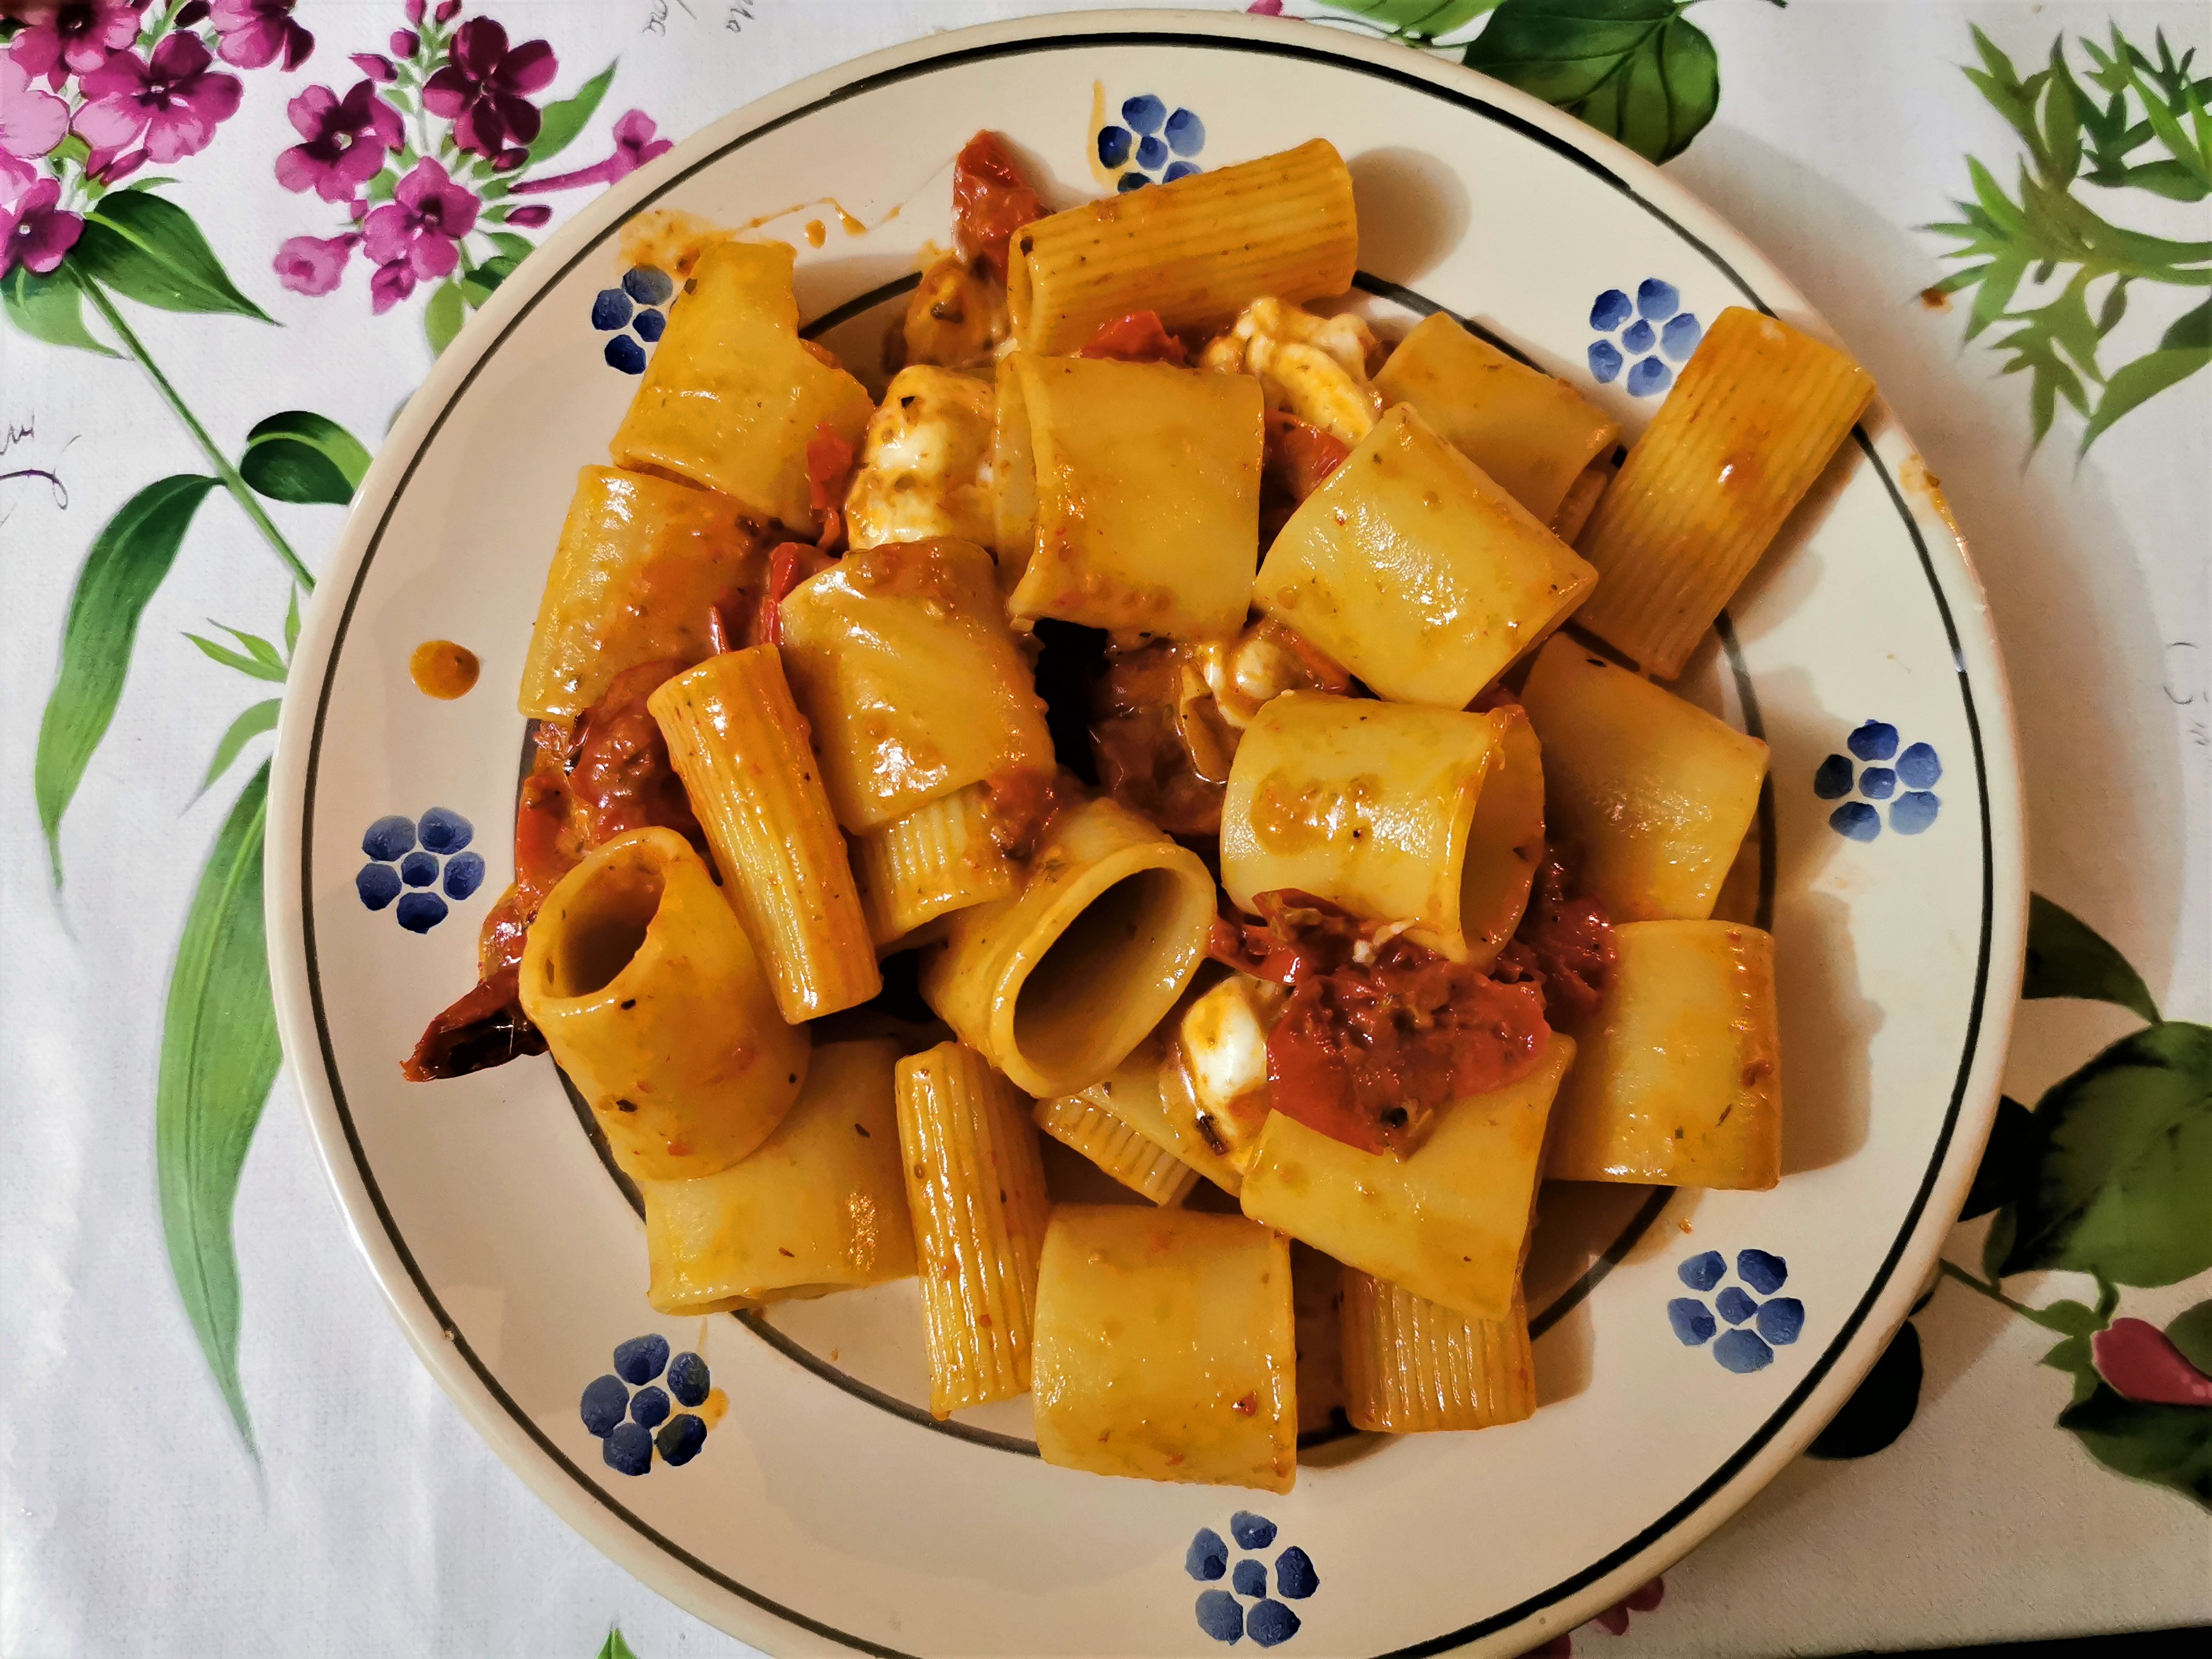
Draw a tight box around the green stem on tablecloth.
[1937,1258,2041,1319]
[74,276,317,592]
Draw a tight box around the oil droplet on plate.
[804,218,826,249]
[697,1386,729,1430]
[411,639,480,699]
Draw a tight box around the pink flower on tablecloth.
[501,203,550,227]
[1,55,70,203]
[208,0,314,73]
[75,34,242,164]
[420,18,555,157]
[1245,1,1285,14]
[368,255,415,313]
[362,155,477,284]
[7,1,145,89]
[1,176,82,276]
[350,53,396,84]
[275,79,402,202]
[84,141,144,183]
[2091,1319,2212,1407]
[511,110,672,195]
[390,30,420,61]
[272,230,357,295]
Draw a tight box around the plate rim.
[264,10,2029,1655]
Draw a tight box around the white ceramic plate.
[267,11,2028,1655]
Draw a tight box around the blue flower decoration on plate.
[1188,1511,1317,1646]
[1814,720,1942,840]
[1668,1250,1804,1373]
[1588,278,1703,397]
[593,264,675,374]
[355,808,485,932]
[580,1337,714,1475]
[1096,93,1205,191]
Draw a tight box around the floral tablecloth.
[2,2,2207,1655]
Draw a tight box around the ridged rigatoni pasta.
[1010,138,1356,354]
[609,238,875,529]
[641,1039,916,1313]
[1254,404,1598,708]
[894,1041,1052,1416]
[1340,1270,1535,1433]
[518,466,763,721]
[1238,1034,1575,1321]
[842,366,997,550]
[648,647,880,1020]
[1518,634,1768,923]
[1373,312,1621,528]
[1573,306,1876,678]
[1456,704,1546,971]
[518,828,807,1182]
[851,782,1015,948]
[919,797,1218,1099]
[1068,1041,1248,1195]
[1033,1091,1198,1207]
[1031,1207,1297,1492]
[1218,690,1507,961]
[999,354,1263,638]
[1547,921,1781,1189]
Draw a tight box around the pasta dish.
[401,132,1873,1492]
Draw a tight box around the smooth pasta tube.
[852,783,1015,948]
[843,366,997,550]
[649,648,880,1021]
[1574,306,1876,679]
[918,797,1218,1099]
[519,466,763,720]
[1518,634,1768,923]
[1031,1206,1297,1492]
[1033,1091,1198,1207]
[609,238,875,529]
[1239,1034,1576,1321]
[642,1039,915,1312]
[776,538,1053,833]
[518,828,807,1182]
[1457,705,1546,971]
[999,354,1263,639]
[895,1041,1052,1416]
[1255,405,1598,708]
[1219,690,1515,960]
[1010,138,1357,354]
[1547,921,1781,1189]
[1340,1270,1535,1433]
[1372,312,1620,528]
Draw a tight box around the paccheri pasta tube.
[642,1039,915,1312]
[1219,690,1516,961]
[1519,634,1768,923]
[997,353,1264,638]
[649,646,880,1021]
[609,238,875,529]
[895,1041,1052,1416]
[1238,1034,1576,1321]
[1031,1206,1297,1492]
[519,466,764,721]
[918,797,1218,1099]
[1033,1090,1198,1207]
[1547,921,1781,1189]
[518,827,807,1182]
[1372,312,1621,529]
[1255,404,1598,708]
[1455,704,1546,972]
[1572,306,1876,679]
[1340,1269,1535,1433]
[1010,138,1356,354]
[842,366,997,550]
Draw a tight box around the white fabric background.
[2,3,2206,1655]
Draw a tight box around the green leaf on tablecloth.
[284,588,300,654]
[2082,298,2212,451]
[528,61,617,168]
[1464,0,1720,164]
[184,624,288,684]
[198,700,281,796]
[1982,1204,2016,1282]
[158,760,280,1451]
[1325,1,1500,39]
[33,474,221,885]
[2057,1383,2212,1510]
[1961,1094,2040,1219]
[489,231,536,263]
[2,266,118,355]
[2165,1301,2212,1375]
[71,193,273,321]
[2017,1297,2105,1336]
[424,280,466,356]
[1806,1319,1922,1460]
[595,1629,643,1659]
[2023,893,2160,1021]
[1999,1023,2212,1287]
[2041,1333,2102,1404]
[367,169,398,203]
[239,411,371,507]
[460,256,521,310]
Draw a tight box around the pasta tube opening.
[541,860,663,997]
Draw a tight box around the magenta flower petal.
[273,231,355,296]
[0,56,71,168]
[0,176,82,277]
[210,1,313,72]
[2091,1319,2212,1407]
[503,203,551,227]
[350,53,397,84]
[496,39,557,97]
[10,2,145,84]
[369,256,415,314]
[419,65,470,119]
[391,30,420,61]
[424,19,557,158]
[449,19,509,81]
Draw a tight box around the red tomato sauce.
[1495,851,1619,1026]
[951,131,1044,283]
[1079,310,1190,365]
